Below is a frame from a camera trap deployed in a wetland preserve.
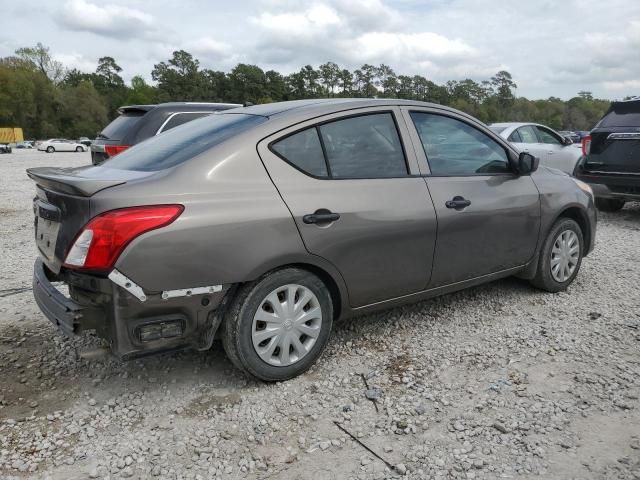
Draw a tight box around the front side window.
[410,112,511,176]
[516,126,539,144]
[536,126,562,145]
[318,113,407,179]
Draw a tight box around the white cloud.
[603,79,640,91]
[53,52,96,72]
[58,0,157,39]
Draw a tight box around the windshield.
[102,113,266,172]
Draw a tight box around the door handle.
[548,151,554,155]
[303,209,340,225]
[445,196,471,210]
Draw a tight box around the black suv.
[575,98,640,211]
[91,102,241,165]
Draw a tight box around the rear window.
[160,112,212,133]
[600,111,640,128]
[100,112,145,141]
[102,113,266,172]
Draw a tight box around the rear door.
[510,125,548,160]
[257,107,437,308]
[402,108,540,287]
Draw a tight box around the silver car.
[490,122,583,174]
[28,99,596,381]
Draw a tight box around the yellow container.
[0,128,24,143]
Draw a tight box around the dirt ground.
[1,150,639,479]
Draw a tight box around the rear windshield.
[600,102,640,127]
[100,112,146,141]
[101,113,266,172]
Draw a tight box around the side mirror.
[563,136,574,146]
[517,152,539,175]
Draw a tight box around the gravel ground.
[1,150,639,480]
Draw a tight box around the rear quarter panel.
[94,135,316,292]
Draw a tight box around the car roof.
[231,98,461,118]
[489,122,533,129]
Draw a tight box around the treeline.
[0,43,611,139]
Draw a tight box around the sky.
[1,0,639,100]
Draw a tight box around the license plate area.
[34,201,61,261]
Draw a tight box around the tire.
[46,146,54,153]
[595,198,625,212]
[222,268,333,381]
[530,218,584,293]
[75,146,83,152]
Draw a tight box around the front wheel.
[222,268,333,381]
[75,146,83,152]
[530,218,584,293]
[46,146,54,153]
[595,198,625,212]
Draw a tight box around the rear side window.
[271,128,328,177]
[100,112,145,141]
[516,126,538,143]
[508,130,522,142]
[318,113,407,178]
[102,114,267,172]
[536,127,561,145]
[410,112,510,176]
[159,112,212,133]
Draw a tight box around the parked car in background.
[37,139,88,153]
[558,130,581,143]
[28,99,596,381]
[0,143,11,154]
[574,98,640,211]
[489,122,582,174]
[91,102,241,165]
[16,141,34,149]
[78,137,92,147]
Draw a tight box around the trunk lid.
[27,165,155,273]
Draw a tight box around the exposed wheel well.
[557,207,590,252]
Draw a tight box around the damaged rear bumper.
[32,258,230,359]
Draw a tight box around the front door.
[258,108,437,307]
[404,109,541,287]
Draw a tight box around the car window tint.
[271,128,328,177]
[410,112,510,176]
[101,112,145,141]
[536,126,561,145]
[160,112,212,133]
[508,129,522,142]
[318,113,407,178]
[516,126,538,143]
[102,113,267,172]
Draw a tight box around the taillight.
[104,145,130,157]
[64,205,184,271]
[581,135,591,156]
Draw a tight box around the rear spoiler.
[117,105,155,115]
[26,167,126,197]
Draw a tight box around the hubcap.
[251,284,322,367]
[550,229,580,283]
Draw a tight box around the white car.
[37,139,88,153]
[489,123,582,175]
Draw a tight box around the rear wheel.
[75,146,83,152]
[222,268,333,381]
[530,218,584,292]
[595,198,625,212]
[46,146,54,153]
